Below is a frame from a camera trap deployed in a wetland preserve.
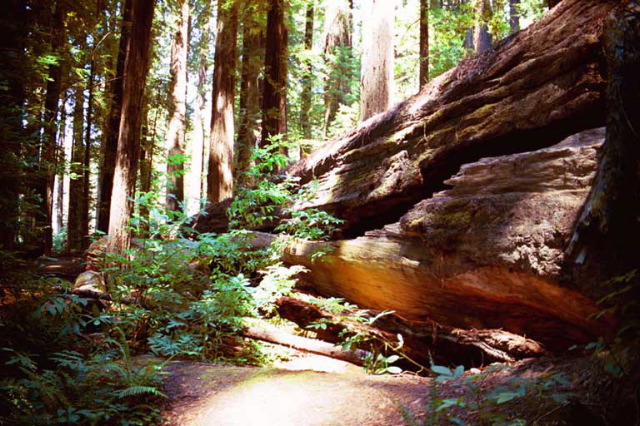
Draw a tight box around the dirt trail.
[161,354,430,426]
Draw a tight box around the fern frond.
[115,385,166,399]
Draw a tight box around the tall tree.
[261,0,288,146]
[360,0,394,121]
[108,0,156,251]
[166,0,189,212]
[207,0,239,203]
[299,1,315,139]
[39,0,68,255]
[323,0,353,130]
[473,0,492,54]
[67,88,86,252]
[98,0,132,233]
[419,0,429,87]
[237,4,265,187]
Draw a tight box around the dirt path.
[161,354,430,426]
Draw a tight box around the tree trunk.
[261,0,288,146]
[509,0,520,34]
[138,110,155,234]
[419,0,429,87]
[98,0,132,233]
[166,0,189,213]
[68,88,86,253]
[323,0,353,130]
[473,0,492,54]
[83,52,95,245]
[299,2,314,139]
[567,1,640,282]
[108,0,156,251]
[39,0,67,255]
[187,0,212,215]
[360,0,394,122]
[207,0,238,204]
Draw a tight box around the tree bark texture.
[108,0,156,251]
[67,88,87,253]
[166,0,189,212]
[261,0,288,145]
[473,0,492,54]
[98,0,132,233]
[207,0,238,203]
[290,0,614,237]
[300,3,314,139]
[567,1,640,283]
[419,0,429,86]
[360,0,394,122]
[236,7,265,188]
[323,0,353,130]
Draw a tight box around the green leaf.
[431,365,452,376]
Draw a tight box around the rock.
[279,129,615,350]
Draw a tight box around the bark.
[207,0,238,203]
[237,10,265,188]
[40,0,67,255]
[290,0,614,237]
[108,0,156,251]
[83,53,95,246]
[360,0,394,121]
[300,3,314,139]
[567,1,640,283]
[187,0,211,215]
[261,0,288,146]
[98,0,132,233]
[241,318,370,366]
[473,0,492,54]
[323,0,353,130]
[509,0,520,34]
[419,0,429,87]
[166,0,189,212]
[67,88,86,253]
[275,296,545,366]
[138,111,155,233]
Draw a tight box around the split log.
[241,318,370,366]
[289,0,616,236]
[276,296,545,366]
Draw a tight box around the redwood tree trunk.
[68,88,86,253]
[323,0,352,130]
[166,0,189,213]
[360,0,394,122]
[419,0,429,87]
[237,11,265,187]
[261,0,288,146]
[207,0,239,203]
[108,0,156,251]
[300,2,314,139]
[98,0,132,233]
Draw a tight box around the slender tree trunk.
[419,0,429,87]
[40,0,67,255]
[108,0,156,251]
[98,0,132,233]
[166,0,189,213]
[323,0,353,131]
[139,111,155,234]
[53,95,68,238]
[261,0,288,147]
[360,0,394,122]
[473,0,492,54]
[237,17,265,187]
[509,0,520,34]
[83,54,95,243]
[68,88,86,253]
[187,0,211,215]
[300,2,314,139]
[207,0,239,203]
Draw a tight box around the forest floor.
[159,346,634,426]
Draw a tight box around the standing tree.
[108,0,156,251]
[323,0,353,131]
[207,0,239,203]
[98,0,132,233]
[237,2,266,186]
[419,0,429,87]
[299,1,315,139]
[261,0,288,146]
[360,0,394,121]
[166,0,189,212]
[509,0,520,34]
[473,0,492,54]
[67,87,86,252]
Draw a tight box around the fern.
[116,385,166,399]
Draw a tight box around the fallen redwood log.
[241,318,371,366]
[276,296,545,366]
[289,0,616,237]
